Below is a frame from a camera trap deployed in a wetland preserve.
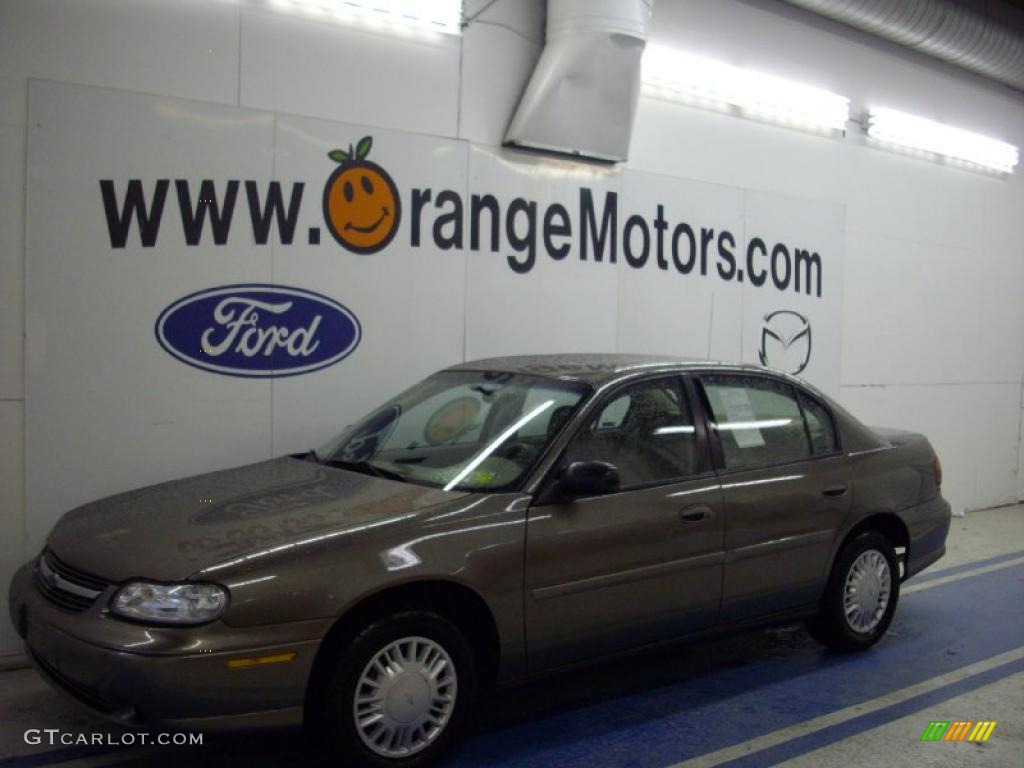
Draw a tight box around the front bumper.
[8,561,332,731]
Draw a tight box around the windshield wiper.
[320,458,407,482]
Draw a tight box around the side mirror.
[559,461,621,498]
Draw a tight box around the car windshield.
[317,370,591,492]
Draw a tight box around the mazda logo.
[759,310,812,375]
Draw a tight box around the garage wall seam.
[455,13,465,139]
[1017,379,1024,501]
[457,6,467,361]
[270,112,278,459]
[20,111,28,575]
[472,19,543,46]
[236,6,243,108]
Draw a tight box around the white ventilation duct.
[778,0,1024,93]
[504,0,654,162]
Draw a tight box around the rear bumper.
[8,562,328,731]
[903,495,952,580]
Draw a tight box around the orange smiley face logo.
[323,136,401,254]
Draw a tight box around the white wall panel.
[972,384,1022,508]
[0,123,25,399]
[0,0,240,127]
[464,146,623,359]
[0,402,25,655]
[25,81,276,554]
[617,171,745,361]
[630,98,847,204]
[842,228,1024,390]
[969,241,1024,386]
[840,146,1013,252]
[239,6,460,138]
[842,232,986,386]
[269,115,468,455]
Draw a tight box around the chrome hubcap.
[353,636,457,758]
[843,549,891,634]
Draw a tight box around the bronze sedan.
[9,354,950,766]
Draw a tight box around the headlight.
[110,581,229,625]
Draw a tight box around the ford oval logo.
[155,284,361,378]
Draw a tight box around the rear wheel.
[807,531,899,652]
[318,611,477,767]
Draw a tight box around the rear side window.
[798,391,838,455]
[701,375,810,470]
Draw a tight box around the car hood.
[46,457,466,582]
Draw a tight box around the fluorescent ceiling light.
[867,107,1019,174]
[642,45,850,135]
[267,0,462,36]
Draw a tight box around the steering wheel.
[499,440,535,463]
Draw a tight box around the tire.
[316,610,477,768]
[806,531,900,652]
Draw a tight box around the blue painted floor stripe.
[446,562,1024,767]
[909,549,1024,584]
[717,654,1024,767]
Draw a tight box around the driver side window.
[565,378,697,488]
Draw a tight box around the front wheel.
[319,611,477,767]
[807,531,900,652]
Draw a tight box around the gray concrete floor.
[0,504,1021,767]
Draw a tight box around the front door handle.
[679,504,714,522]
[822,483,849,497]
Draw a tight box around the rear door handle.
[822,483,849,497]
[679,504,714,522]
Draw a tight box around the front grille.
[34,549,109,613]
[30,649,120,714]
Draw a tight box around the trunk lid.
[871,426,929,448]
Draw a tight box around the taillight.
[933,455,943,487]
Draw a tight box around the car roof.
[446,353,774,387]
